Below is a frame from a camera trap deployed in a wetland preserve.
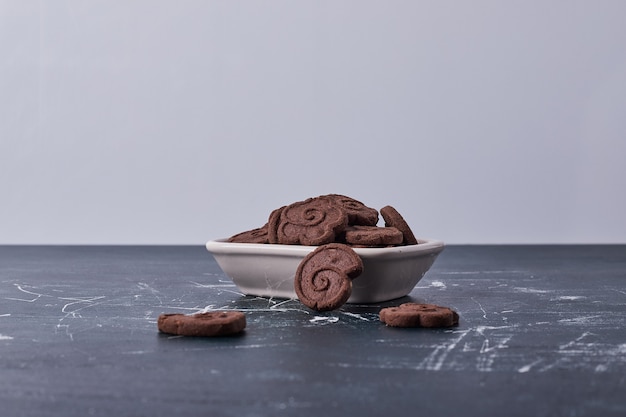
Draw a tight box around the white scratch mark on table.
[559,332,595,350]
[462,342,475,352]
[55,324,74,341]
[518,359,543,373]
[215,288,246,297]
[341,312,370,321]
[416,329,471,371]
[471,297,488,319]
[535,332,626,372]
[595,364,609,372]
[557,315,603,325]
[189,281,236,288]
[59,296,107,318]
[5,284,45,302]
[234,343,297,349]
[122,350,153,355]
[309,316,339,325]
[512,287,550,294]
[136,282,163,305]
[0,334,14,340]
[477,333,512,372]
[193,305,310,314]
[269,298,298,310]
[6,283,111,340]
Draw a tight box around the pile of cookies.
[227,194,418,247]
[228,194,421,312]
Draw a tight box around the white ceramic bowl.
[205,238,445,304]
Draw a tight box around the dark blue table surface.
[1,245,625,417]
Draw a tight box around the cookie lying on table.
[379,303,459,328]
[158,311,246,337]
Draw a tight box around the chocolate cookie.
[267,205,286,244]
[379,303,459,328]
[380,205,418,245]
[294,243,363,311]
[343,225,403,247]
[274,197,348,246]
[157,311,246,337]
[320,194,379,226]
[228,224,269,244]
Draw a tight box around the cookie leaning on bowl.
[294,243,363,311]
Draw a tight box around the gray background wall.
[1,1,625,245]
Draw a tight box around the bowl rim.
[205,238,445,258]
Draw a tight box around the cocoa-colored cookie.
[274,197,348,246]
[158,311,246,337]
[343,225,403,247]
[267,205,286,244]
[379,303,459,328]
[320,194,379,226]
[380,205,418,245]
[294,243,363,311]
[227,224,269,244]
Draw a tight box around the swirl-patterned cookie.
[294,243,363,311]
[227,224,269,244]
[380,205,418,246]
[320,194,379,226]
[274,197,348,246]
[343,225,403,247]
[379,303,459,328]
[157,311,247,336]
